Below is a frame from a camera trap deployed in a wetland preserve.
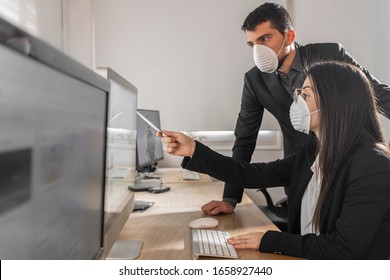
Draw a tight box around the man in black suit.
[201,2,390,215]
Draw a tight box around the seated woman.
[158,61,390,259]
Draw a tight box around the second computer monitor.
[106,68,137,182]
[136,109,164,172]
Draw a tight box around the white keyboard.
[191,229,238,259]
[182,169,200,181]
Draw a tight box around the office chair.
[257,188,288,232]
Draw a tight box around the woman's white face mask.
[289,95,320,134]
[253,34,286,73]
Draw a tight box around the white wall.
[0,0,63,50]
[0,0,388,154]
[0,0,95,69]
[94,0,285,132]
[62,0,95,68]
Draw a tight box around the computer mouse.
[189,217,218,229]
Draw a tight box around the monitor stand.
[138,164,157,173]
[106,240,143,259]
[129,173,162,192]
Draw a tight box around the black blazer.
[224,43,390,203]
[183,138,390,259]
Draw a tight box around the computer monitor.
[136,109,164,173]
[104,68,143,259]
[0,18,109,259]
[106,68,137,183]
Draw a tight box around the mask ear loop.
[307,109,320,116]
[276,32,288,57]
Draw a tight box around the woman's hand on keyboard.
[227,232,264,249]
[157,130,196,157]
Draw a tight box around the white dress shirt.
[300,155,321,235]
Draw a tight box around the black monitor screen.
[0,23,108,259]
[136,109,164,170]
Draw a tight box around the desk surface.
[153,167,214,184]
[117,169,300,260]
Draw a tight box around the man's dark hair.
[242,2,293,34]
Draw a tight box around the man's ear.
[286,29,296,45]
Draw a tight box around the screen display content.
[136,109,164,172]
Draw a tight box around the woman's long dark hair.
[307,61,390,231]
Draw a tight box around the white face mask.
[253,34,286,73]
[289,95,319,134]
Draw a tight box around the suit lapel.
[288,143,317,232]
[289,167,314,231]
[262,73,293,111]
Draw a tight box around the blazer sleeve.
[182,141,295,189]
[259,147,390,259]
[222,72,265,202]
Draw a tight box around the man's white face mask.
[253,34,286,73]
[289,95,320,134]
